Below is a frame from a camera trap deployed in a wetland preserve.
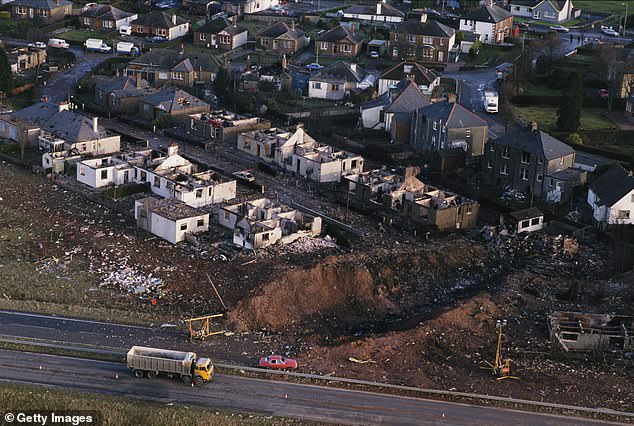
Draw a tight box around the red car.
[259,355,298,370]
[599,89,609,98]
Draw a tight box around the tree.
[499,80,518,134]
[213,66,231,105]
[566,133,583,145]
[469,39,482,62]
[455,31,464,46]
[548,68,567,89]
[514,47,533,81]
[535,55,551,76]
[556,70,583,131]
[0,48,12,96]
[544,30,561,63]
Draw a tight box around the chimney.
[172,14,177,26]
[58,101,69,112]
[529,121,538,132]
[92,116,99,133]
[282,54,287,70]
[350,63,357,72]
[376,2,381,15]
[447,93,457,104]
[420,13,427,23]
[167,143,178,156]
[629,170,633,177]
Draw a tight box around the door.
[29,8,33,18]
[438,51,444,62]
[123,171,129,183]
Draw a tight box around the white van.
[119,25,132,36]
[48,38,69,49]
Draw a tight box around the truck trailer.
[127,346,214,385]
[115,41,138,56]
[484,91,499,113]
[84,38,112,53]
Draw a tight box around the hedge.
[511,95,619,108]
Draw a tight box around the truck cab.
[194,357,214,382]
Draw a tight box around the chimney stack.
[167,144,179,156]
[172,13,177,26]
[58,101,69,112]
[136,72,141,87]
[350,63,357,72]
[282,54,287,70]
[92,116,99,133]
[420,13,427,23]
[447,93,457,104]
[530,121,538,132]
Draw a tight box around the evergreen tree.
[213,66,231,105]
[556,70,583,131]
[0,48,12,96]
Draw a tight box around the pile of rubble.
[98,266,164,301]
[285,236,338,254]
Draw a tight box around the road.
[0,349,617,425]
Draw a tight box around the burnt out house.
[548,311,634,353]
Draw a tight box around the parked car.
[146,36,167,43]
[599,89,609,98]
[603,28,619,37]
[27,41,47,49]
[47,38,69,49]
[259,355,298,370]
[549,25,569,32]
[305,63,323,71]
[232,170,255,182]
[369,51,379,59]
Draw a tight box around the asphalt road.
[0,349,616,425]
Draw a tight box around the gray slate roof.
[493,129,574,160]
[10,0,71,9]
[11,102,59,124]
[130,49,221,73]
[343,3,405,17]
[316,25,363,44]
[509,207,543,221]
[416,100,487,129]
[464,5,512,23]
[196,16,246,35]
[131,11,188,28]
[379,61,438,85]
[141,87,208,112]
[42,110,108,142]
[386,81,429,113]
[257,21,305,40]
[309,61,367,84]
[394,19,455,38]
[95,75,156,98]
[511,0,567,10]
[589,164,634,207]
[79,4,135,20]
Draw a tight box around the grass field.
[573,1,630,15]
[514,106,615,131]
[0,382,308,426]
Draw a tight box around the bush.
[535,55,551,76]
[548,68,567,89]
[151,114,175,130]
[566,133,583,145]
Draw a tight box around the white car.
[369,51,379,59]
[27,41,47,49]
[549,25,569,32]
[233,170,255,182]
[603,28,620,37]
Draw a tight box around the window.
[263,233,269,241]
[140,171,147,181]
[313,82,321,89]
[440,38,444,46]
[261,37,269,46]
[219,35,230,44]
[331,84,340,91]
[549,178,555,187]
[422,36,432,44]
[520,220,530,229]
[514,6,520,11]
[340,43,351,52]
[199,33,207,41]
[520,168,528,180]
[502,147,510,159]
[487,160,493,169]
[407,35,416,43]
[394,33,399,41]
[537,157,543,164]
[172,72,184,80]
[154,176,160,188]
[136,25,143,33]
[500,164,508,175]
[197,219,205,227]
[16,6,27,14]
[521,152,530,163]
[208,187,213,196]
[180,223,187,231]
[195,189,202,198]
[157,28,167,36]
[536,173,543,182]
[83,17,90,25]
[101,170,107,180]
[103,20,112,28]
[531,218,540,226]
[631,194,634,203]
[618,210,631,219]
[422,48,433,58]
[158,72,168,80]
[320,41,328,50]
[466,205,473,215]
[432,122,437,130]
[489,145,494,152]
[559,157,564,166]
[79,167,85,176]
[561,333,578,341]
[224,210,230,220]
[465,129,471,138]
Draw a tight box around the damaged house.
[135,197,209,244]
[548,311,634,353]
[94,74,157,115]
[344,167,479,230]
[188,110,270,143]
[77,145,236,207]
[218,198,322,249]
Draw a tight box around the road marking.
[0,310,151,330]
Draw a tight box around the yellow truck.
[127,346,214,386]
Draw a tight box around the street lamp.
[623,2,629,37]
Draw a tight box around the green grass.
[573,1,630,15]
[0,382,309,426]
[0,18,38,38]
[467,45,519,66]
[57,28,119,45]
[514,106,615,131]
[522,81,559,96]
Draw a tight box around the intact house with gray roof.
[94,75,157,114]
[256,21,307,55]
[125,49,221,88]
[315,25,364,58]
[341,1,405,24]
[308,61,370,100]
[389,14,455,64]
[458,5,513,45]
[482,123,586,203]
[130,11,190,40]
[135,197,209,244]
[587,164,634,228]
[378,61,439,95]
[384,81,430,144]
[79,4,137,30]
[193,16,247,51]
[10,0,72,23]
[508,0,578,23]
[139,87,209,121]
[410,97,488,171]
